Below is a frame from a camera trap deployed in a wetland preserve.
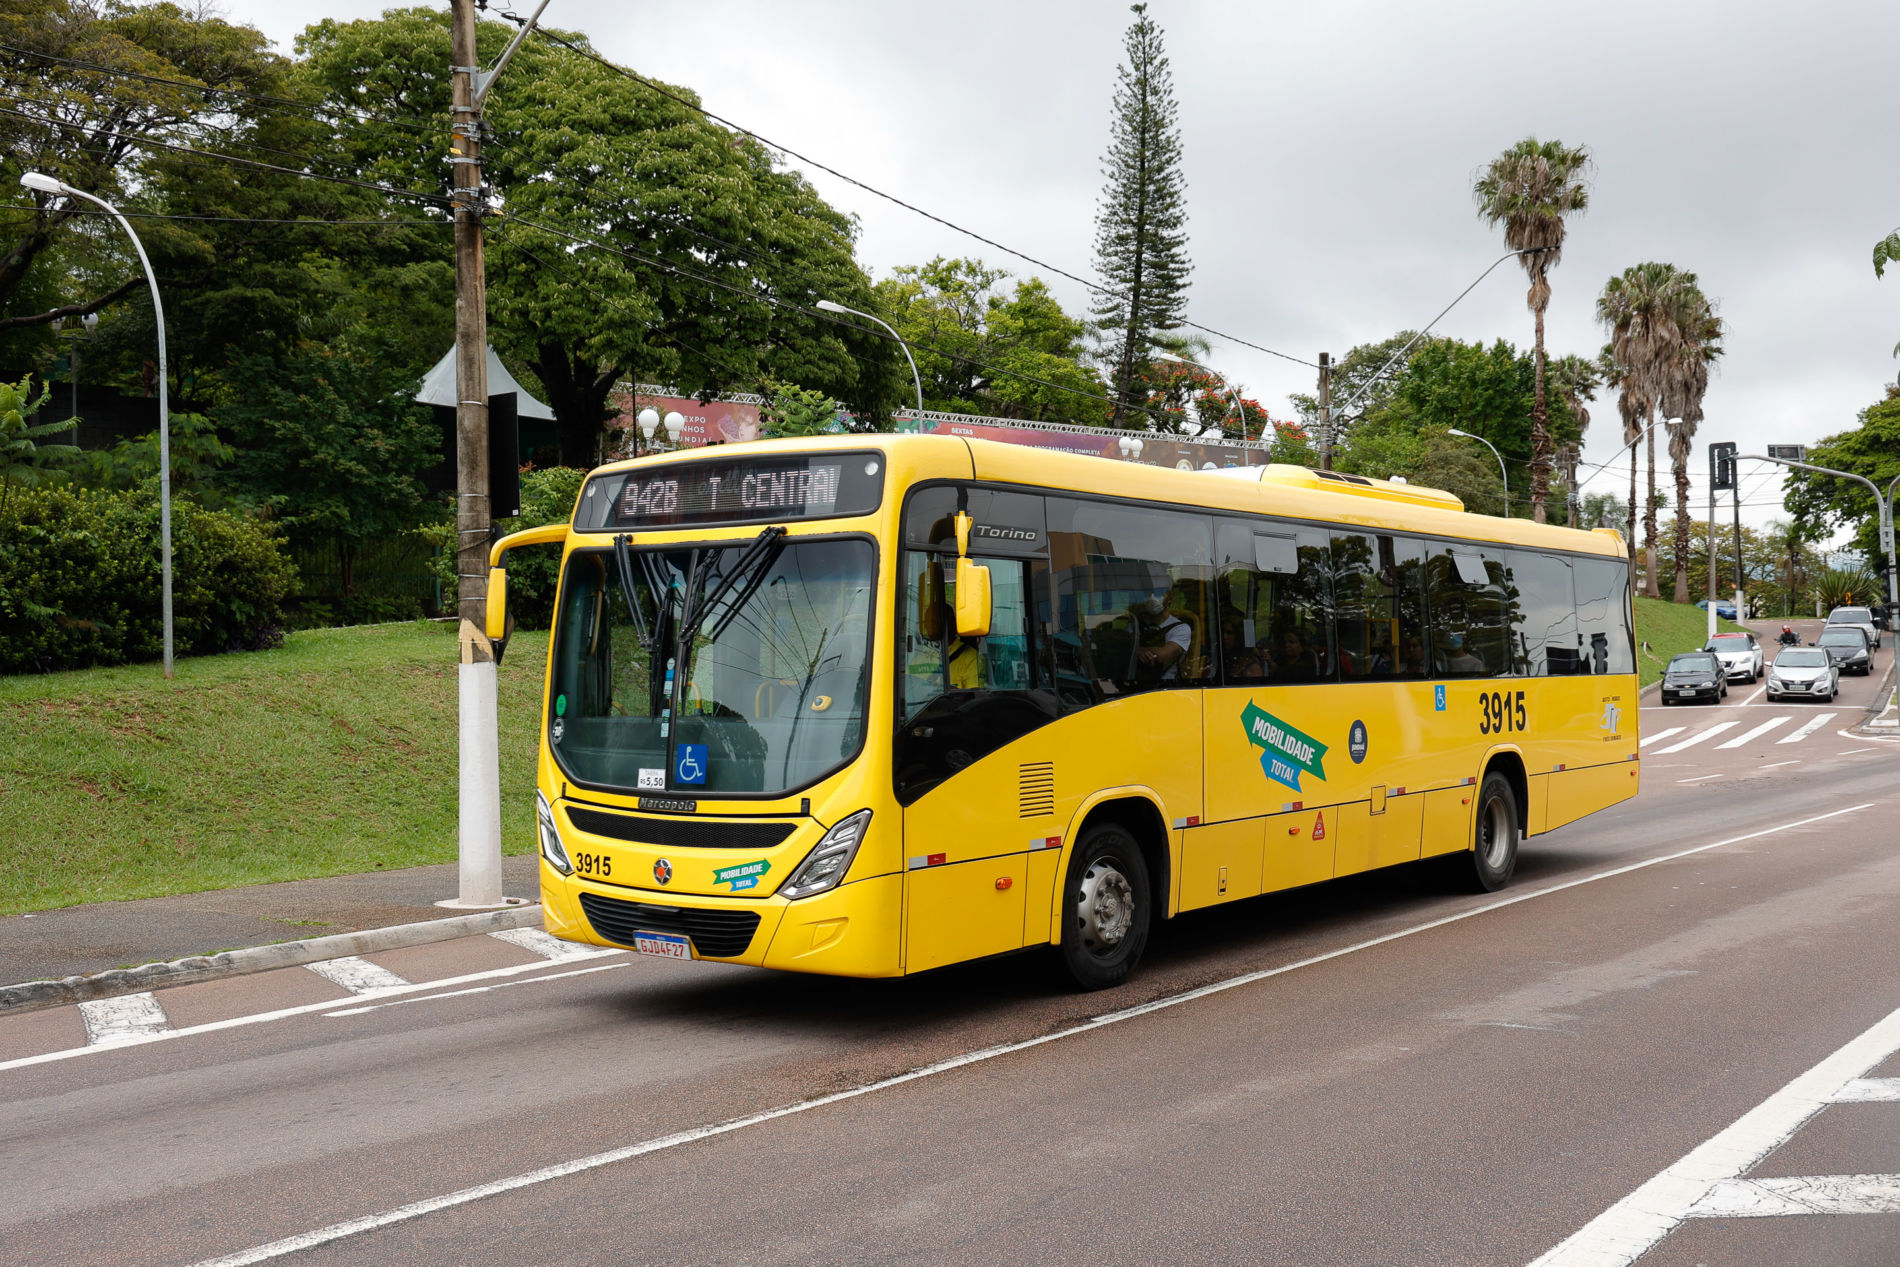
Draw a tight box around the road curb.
[0,904,544,1019]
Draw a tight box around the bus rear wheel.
[1453,772,1519,893]
[1058,823,1151,991]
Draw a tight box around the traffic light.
[1709,441,1737,491]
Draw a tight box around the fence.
[288,532,444,625]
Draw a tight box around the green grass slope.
[1634,595,1746,687]
[0,623,549,915]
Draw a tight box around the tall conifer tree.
[1092,4,1191,428]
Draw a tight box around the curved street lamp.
[1153,350,1249,442]
[23,171,174,677]
[816,299,923,416]
[1448,428,1509,514]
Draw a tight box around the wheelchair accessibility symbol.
[675,744,708,786]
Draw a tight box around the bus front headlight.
[780,809,871,900]
[536,791,573,876]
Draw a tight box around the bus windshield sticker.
[1242,702,1329,792]
[713,858,770,891]
[674,744,708,786]
[638,768,665,790]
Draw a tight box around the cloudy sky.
[225,0,1900,536]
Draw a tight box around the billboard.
[609,389,764,451]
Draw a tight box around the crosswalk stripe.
[1638,727,1685,748]
[1716,716,1794,748]
[306,956,410,995]
[489,927,617,961]
[1654,721,1738,753]
[1778,713,1836,744]
[77,992,171,1045]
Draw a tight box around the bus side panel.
[1179,818,1265,911]
[1545,761,1641,833]
[905,855,1027,973]
[1421,786,1475,858]
[1264,806,1334,890]
[1527,772,1551,836]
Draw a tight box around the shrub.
[0,483,295,673]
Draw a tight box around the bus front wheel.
[1455,772,1519,893]
[1058,823,1152,990]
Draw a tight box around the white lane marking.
[1527,998,1900,1266]
[489,927,617,962]
[1834,1077,1900,1102]
[305,957,409,995]
[326,962,629,1016]
[1778,713,1836,744]
[1758,760,1802,770]
[187,803,1877,1267]
[1715,716,1793,749]
[1686,1173,1900,1218]
[1655,722,1739,753]
[1837,747,1879,755]
[1638,727,1685,749]
[1676,774,1723,784]
[0,949,627,1074]
[77,993,171,1046]
[1737,685,1766,706]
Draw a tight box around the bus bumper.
[540,862,903,978]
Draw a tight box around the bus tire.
[1456,772,1519,893]
[1057,823,1151,991]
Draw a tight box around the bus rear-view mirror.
[954,557,992,638]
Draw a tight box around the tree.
[1876,227,1900,357]
[1091,3,1191,427]
[1661,289,1723,601]
[1546,353,1601,525]
[871,257,1109,423]
[294,9,900,464]
[0,372,73,515]
[1786,386,1900,565]
[212,343,440,595]
[1473,137,1592,523]
[1597,262,1693,595]
[759,381,842,437]
[1289,332,1420,437]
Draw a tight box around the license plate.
[1675,689,1694,696]
[632,931,693,960]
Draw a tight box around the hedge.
[0,483,295,674]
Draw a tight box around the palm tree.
[1597,263,1692,597]
[1474,137,1593,524]
[1662,291,1724,602]
[1546,353,1600,526]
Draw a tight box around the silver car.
[1827,606,1881,650]
[1765,646,1838,703]
[1703,631,1764,682]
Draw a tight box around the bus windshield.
[547,536,875,797]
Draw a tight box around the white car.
[1765,646,1838,702]
[1703,631,1764,683]
[1826,606,1881,650]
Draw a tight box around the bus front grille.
[566,807,797,850]
[578,892,763,959]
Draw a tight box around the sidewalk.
[0,855,541,987]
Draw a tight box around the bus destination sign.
[579,452,884,531]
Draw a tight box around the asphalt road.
[4,638,1896,1266]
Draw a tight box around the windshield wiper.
[612,534,663,653]
[679,526,788,649]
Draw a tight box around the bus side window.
[1333,531,1427,680]
[1574,556,1635,675]
[1214,519,1332,685]
[1050,498,1214,697]
[1508,549,1579,676]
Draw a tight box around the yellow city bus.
[488,435,1638,989]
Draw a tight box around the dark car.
[1816,624,1874,675]
[1661,651,1727,705]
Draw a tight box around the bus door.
[895,490,1058,973]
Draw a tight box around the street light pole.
[1448,428,1509,515]
[816,299,922,416]
[1745,452,1900,632]
[21,172,173,678]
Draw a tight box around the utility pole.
[1731,477,1746,624]
[1708,442,1736,640]
[1316,352,1333,471]
[444,0,508,909]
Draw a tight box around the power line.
[499,211,1187,427]
[0,41,454,146]
[0,202,446,227]
[0,105,450,207]
[497,13,1316,371]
